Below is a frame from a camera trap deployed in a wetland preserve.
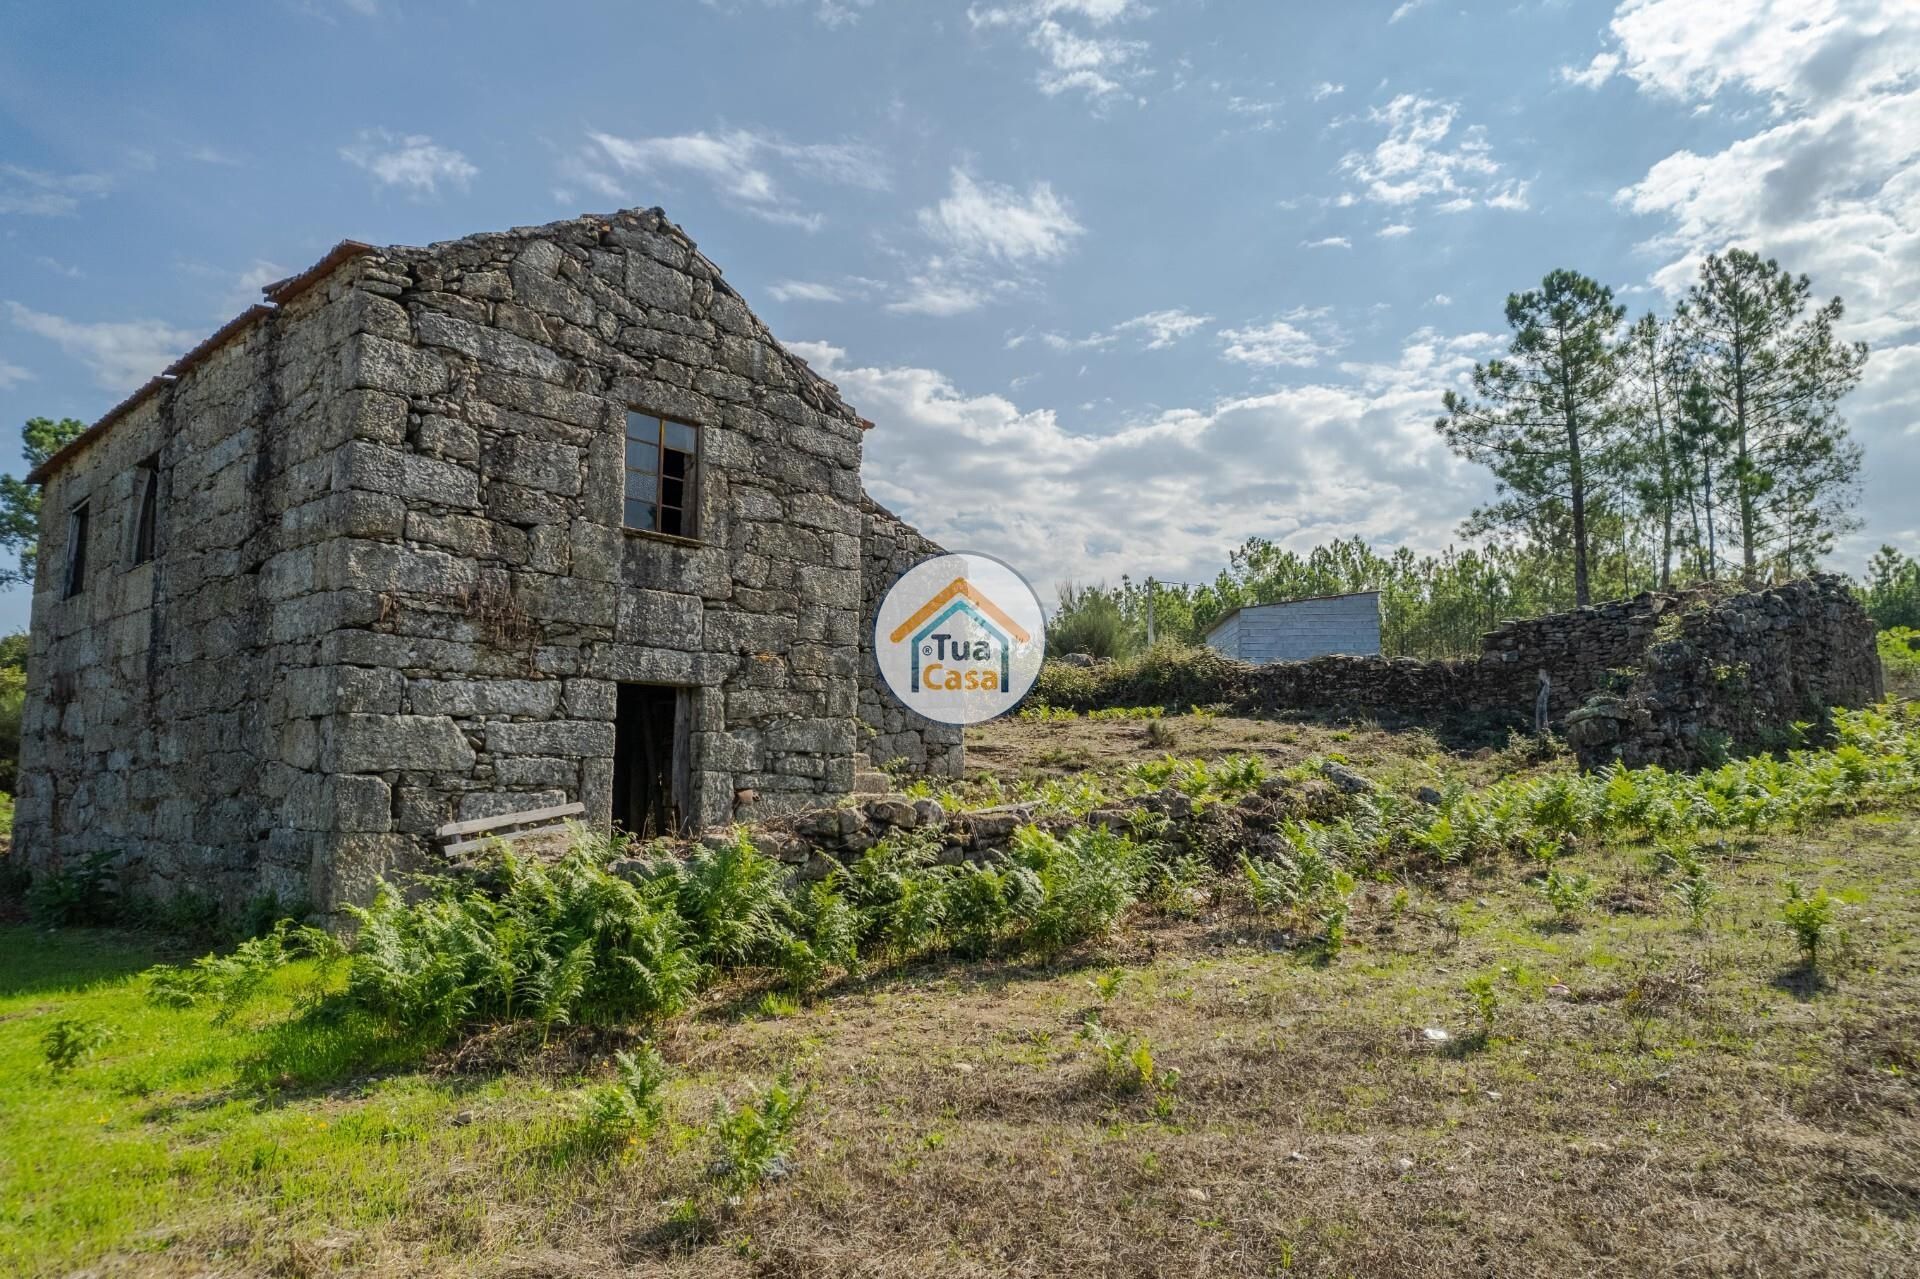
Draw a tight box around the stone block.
[324,713,477,773]
[484,719,616,758]
[343,333,450,397]
[626,253,694,313]
[616,588,703,649]
[338,442,480,508]
[408,678,563,717]
[483,435,581,497]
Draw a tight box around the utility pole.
[1145,576,1156,647]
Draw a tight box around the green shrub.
[776,879,861,994]
[664,829,789,968]
[1463,974,1500,1041]
[1879,626,1920,695]
[707,1074,804,1200]
[1673,867,1717,931]
[1539,867,1595,925]
[41,1016,114,1074]
[941,861,1042,958]
[25,850,120,928]
[1011,825,1147,956]
[339,850,704,1046]
[1030,643,1239,712]
[1781,881,1839,970]
[144,920,341,1024]
[577,1045,672,1152]
[839,829,949,964]
[1030,660,1099,709]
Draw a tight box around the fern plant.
[707,1075,805,1200]
[1781,881,1838,970]
[578,1045,673,1153]
[42,1017,113,1075]
[1539,867,1595,925]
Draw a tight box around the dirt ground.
[407,809,1920,1277]
[965,709,1527,791]
[9,713,1920,1278]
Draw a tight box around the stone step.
[852,750,891,795]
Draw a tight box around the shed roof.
[1202,589,1381,641]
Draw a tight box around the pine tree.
[1619,313,1689,589]
[1680,251,1867,581]
[1437,269,1627,606]
[1672,376,1734,580]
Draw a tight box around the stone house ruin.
[12,208,961,914]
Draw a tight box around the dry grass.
[13,806,1914,1277]
[965,710,1531,792]
[10,705,1920,1277]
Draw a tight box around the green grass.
[6,705,1920,1275]
[0,931,625,1274]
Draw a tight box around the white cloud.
[812,0,877,25]
[768,280,846,303]
[0,359,32,391]
[184,144,244,166]
[573,128,885,231]
[1016,307,1213,353]
[887,274,992,317]
[340,130,477,196]
[1303,236,1352,249]
[1573,0,1914,107]
[5,302,196,392]
[0,164,112,216]
[1429,293,1453,306]
[1114,308,1212,349]
[1312,81,1345,101]
[1590,0,1920,564]
[1378,223,1413,238]
[1338,94,1529,213]
[1389,0,1428,22]
[1560,51,1622,89]
[704,0,880,25]
[916,169,1085,264]
[968,0,1151,103]
[1028,19,1148,98]
[793,331,1493,596]
[1218,311,1339,368]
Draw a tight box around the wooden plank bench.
[436,801,585,857]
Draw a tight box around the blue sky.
[2,0,1915,631]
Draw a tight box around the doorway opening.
[613,683,692,838]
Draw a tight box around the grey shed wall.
[1205,592,1381,664]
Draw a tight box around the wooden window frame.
[622,411,701,543]
[130,456,159,567]
[63,499,90,599]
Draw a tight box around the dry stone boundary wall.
[1048,576,1882,771]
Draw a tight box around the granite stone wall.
[14,207,942,916]
[1047,577,1882,770]
[1565,575,1883,769]
[857,497,965,777]
[13,269,391,912]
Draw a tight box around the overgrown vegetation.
[7,701,1920,1274]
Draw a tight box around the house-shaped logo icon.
[873,552,1046,726]
[887,577,1034,693]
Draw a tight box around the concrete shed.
[1203,590,1382,663]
